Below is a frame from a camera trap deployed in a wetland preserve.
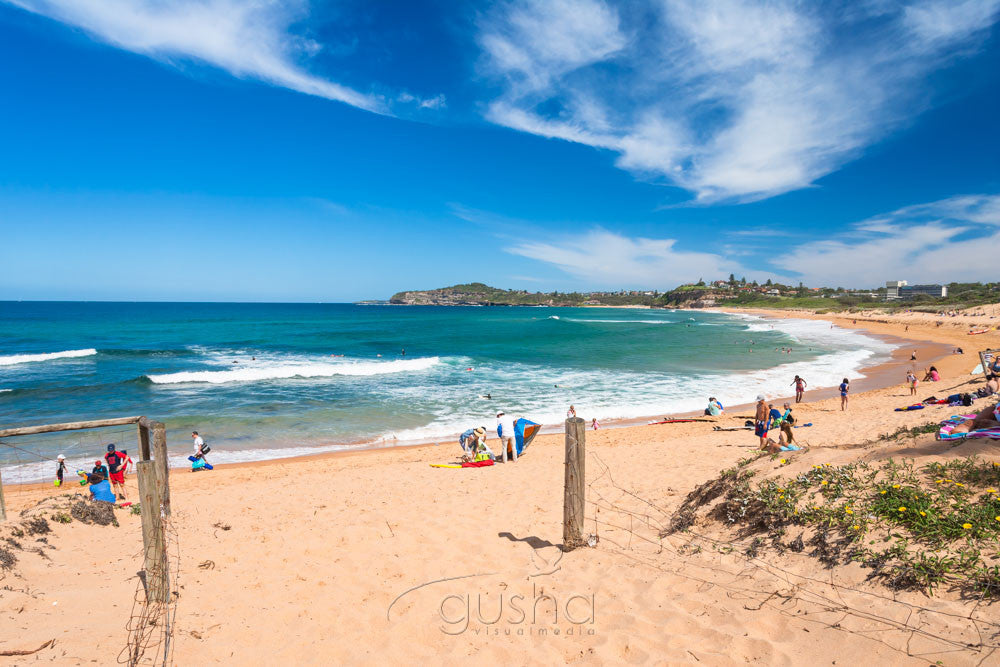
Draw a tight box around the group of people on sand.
[459,411,521,463]
[754,395,801,454]
[54,444,134,503]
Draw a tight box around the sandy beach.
[2,307,999,665]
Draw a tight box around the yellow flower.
[955,482,965,488]
[935,480,943,484]
[852,525,860,530]
[846,508,854,515]
[988,489,998,494]
[778,494,784,499]
[777,488,785,492]
[779,458,786,464]
[880,490,887,495]
[963,523,972,530]
[898,507,907,512]
[945,479,952,482]
[821,480,829,486]
[919,511,926,516]
[892,484,900,489]
[995,516,1000,522]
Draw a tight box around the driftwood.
[0,638,55,656]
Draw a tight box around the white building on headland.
[885,280,948,300]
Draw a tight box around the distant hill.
[388,283,660,307]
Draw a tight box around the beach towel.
[937,414,977,440]
[792,423,813,428]
[895,405,925,411]
[430,460,496,469]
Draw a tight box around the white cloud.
[5,0,384,112]
[502,194,1000,288]
[506,229,764,288]
[479,0,1000,202]
[774,194,1000,285]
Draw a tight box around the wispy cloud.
[479,0,1000,203]
[502,194,1000,288]
[775,194,1000,286]
[5,0,385,112]
[506,228,767,288]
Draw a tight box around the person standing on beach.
[839,378,850,410]
[192,431,209,464]
[104,444,128,501]
[906,370,918,396]
[791,375,807,403]
[496,412,516,463]
[55,454,67,487]
[754,395,769,448]
[592,417,600,430]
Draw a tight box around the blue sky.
[1,0,998,301]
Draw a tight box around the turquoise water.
[0,302,892,480]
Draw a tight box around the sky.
[0,0,998,302]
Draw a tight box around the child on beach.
[55,454,67,487]
[592,418,600,430]
[87,473,116,503]
[923,366,940,382]
[839,378,850,411]
[791,375,807,403]
[906,370,918,396]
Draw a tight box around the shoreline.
[1,308,959,490]
[3,305,999,664]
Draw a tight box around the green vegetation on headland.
[658,278,1000,311]
[389,283,662,306]
[387,280,999,311]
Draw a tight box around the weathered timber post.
[563,417,586,550]
[0,468,7,522]
[138,419,151,461]
[152,421,170,516]
[137,460,168,603]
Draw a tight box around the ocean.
[0,302,894,482]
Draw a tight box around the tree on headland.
[765,278,772,286]
[728,273,736,285]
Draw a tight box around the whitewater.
[0,302,899,482]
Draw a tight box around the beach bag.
[962,393,973,407]
[200,444,211,456]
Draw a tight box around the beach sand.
[1,307,999,664]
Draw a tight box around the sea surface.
[0,302,894,482]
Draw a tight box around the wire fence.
[0,424,178,666]
[120,511,179,666]
[582,451,1000,666]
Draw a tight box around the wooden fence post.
[137,460,168,603]
[138,420,151,462]
[152,421,170,516]
[0,468,6,522]
[563,417,586,551]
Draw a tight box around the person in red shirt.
[104,444,128,501]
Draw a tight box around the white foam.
[560,318,672,324]
[146,356,441,385]
[0,348,97,366]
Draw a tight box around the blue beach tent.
[511,418,540,457]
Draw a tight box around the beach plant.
[672,455,1000,596]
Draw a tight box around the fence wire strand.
[582,451,1000,665]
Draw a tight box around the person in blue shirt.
[839,378,850,411]
[705,397,724,416]
[87,473,116,503]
